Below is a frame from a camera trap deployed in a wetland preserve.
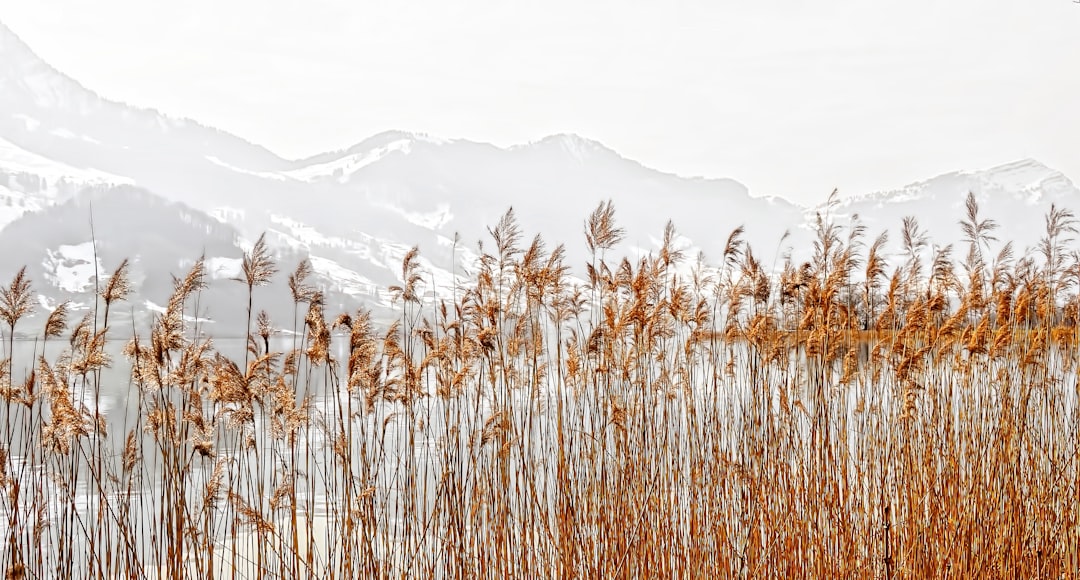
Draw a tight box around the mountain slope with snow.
[1,16,1079,333]
[820,158,1080,259]
[0,20,295,209]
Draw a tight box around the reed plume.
[0,195,1077,578]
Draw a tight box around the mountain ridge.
[0,18,290,172]
[2,17,1079,337]
[5,18,1069,211]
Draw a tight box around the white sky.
[2,0,1079,205]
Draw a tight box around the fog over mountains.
[1,20,1077,335]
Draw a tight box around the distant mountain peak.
[970,158,1073,194]
[514,133,615,163]
[0,19,97,112]
[0,20,291,177]
[832,158,1076,212]
[288,130,453,169]
[358,130,452,148]
[283,135,416,182]
[0,19,26,50]
[537,132,603,147]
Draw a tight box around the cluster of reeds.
[0,194,1078,578]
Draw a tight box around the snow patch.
[12,114,40,131]
[374,202,453,231]
[269,215,348,249]
[205,257,243,280]
[36,294,89,312]
[0,136,132,187]
[205,155,287,181]
[210,206,246,224]
[284,139,412,182]
[49,127,101,144]
[143,300,214,323]
[42,242,102,293]
[308,256,382,302]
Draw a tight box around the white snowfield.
[41,241,101,293]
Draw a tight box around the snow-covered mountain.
[819,158,1078,256]
[1,18,1078,335]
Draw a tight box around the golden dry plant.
[0,194,1077,578]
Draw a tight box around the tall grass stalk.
[0,196,1078,578]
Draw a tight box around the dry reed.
[0,194,1077,578]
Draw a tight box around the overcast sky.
[2,0,1078,205]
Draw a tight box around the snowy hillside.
[1,17,1079,335]
[820,158,1080,261]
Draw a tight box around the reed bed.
[0,194,1078,578]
